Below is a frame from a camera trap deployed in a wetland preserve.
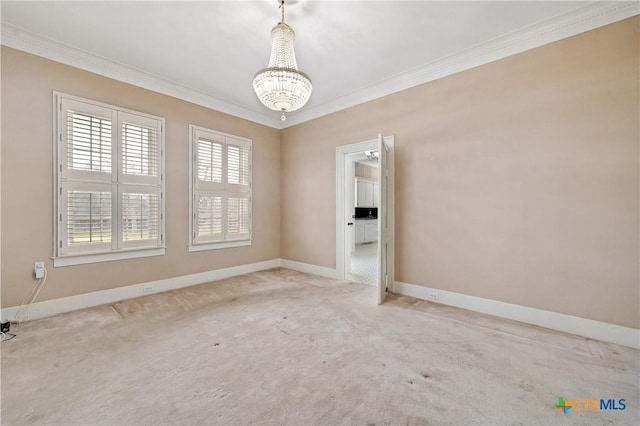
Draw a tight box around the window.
[54,93,165,266]
[189,125,251,251]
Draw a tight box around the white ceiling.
[1,1,636,129]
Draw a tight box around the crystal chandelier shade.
[253,2,312,117]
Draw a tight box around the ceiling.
[1,1,636,129]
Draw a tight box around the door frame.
[335,135,394,289]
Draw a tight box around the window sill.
[188,240,251,252]
[53,247,165,267]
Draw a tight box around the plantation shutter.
[120,189,161,247]
[119,112,162,184]
[192,128,251,246]
[61,185,113,254]
[61,99,114,183]
[118,112,163,248]
[67,112,112,173]
[225,139,251,241]
[60,99,114,254]
[56,94,164,259]
[197,138,223,184]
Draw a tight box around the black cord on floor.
[0,332,17,343]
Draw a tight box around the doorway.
[348,152,379,285]
[336,135,394,304]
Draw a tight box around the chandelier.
[253,0,312,122]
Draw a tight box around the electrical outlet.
[34,262,45,279]
[427,291,439,301]
[142,285,154,294]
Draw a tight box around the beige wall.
[281,18,639,328]
[1,18,638,329]
[1,47,281,307]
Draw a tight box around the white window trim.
[53,92,166,267]
[188,240,251,252]
[188,125,252,252]
[53,247,165,268]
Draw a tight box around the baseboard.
[5,259,636,350]
[393,281,640,350]
[280,259,338,279]
[0,258,281,323]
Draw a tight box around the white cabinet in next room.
[364,221,376,243]
[355,178,379,207]
[355,222,365,244]
[355,219,377,244]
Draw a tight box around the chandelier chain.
[280,0,285,23]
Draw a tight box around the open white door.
[377,134,394,304]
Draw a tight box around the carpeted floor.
[1,268,638,425]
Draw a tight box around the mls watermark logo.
[555,396,626,413]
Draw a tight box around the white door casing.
[336,135,394,303]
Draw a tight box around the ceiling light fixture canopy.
[253,0,312,122]
[365,150,380,161]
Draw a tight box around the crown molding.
[0,24,283,129]
[2,1,638,130]
[284,1,640,128]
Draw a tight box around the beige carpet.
[1,268,638,425]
